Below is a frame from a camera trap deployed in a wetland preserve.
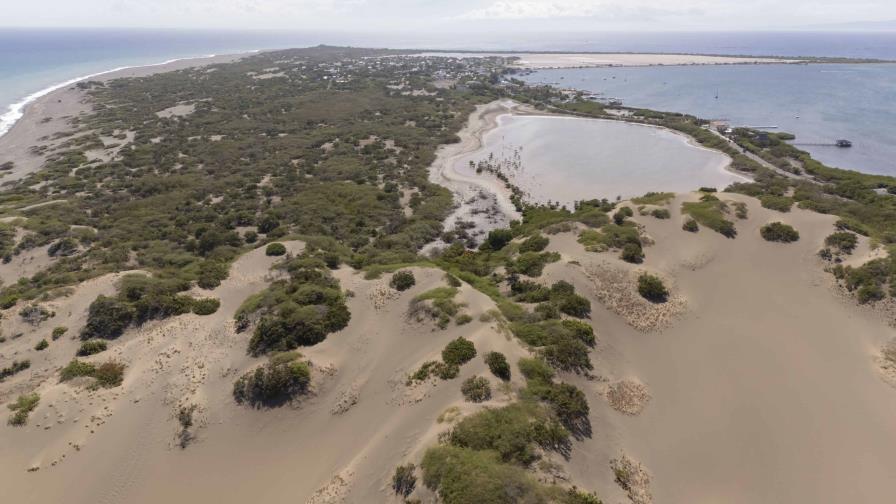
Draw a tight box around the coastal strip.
[0,53,251,184]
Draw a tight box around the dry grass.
[611,453,653,504]
[606,380,651,416]
[583,261,686,332]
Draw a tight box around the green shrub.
[390,270,416,291]
[7,392,40,426]
[80,295,135,339]
[392,463,417,497]
[650,208,670,219]
[60,359,95,381]
[461,376,492,402]
[682,199,736,238]
[857,284,885,304]
[455,314,473,325]
[34,339,49,351]
[485,352,511,381]
[77,339,108,356]
[233,355,311,407]
[421,445,548,504]
[556,294,591,319]
[51,326,68,340]
[682,218,699,232]
[447,402,568,465]
[0,360,30,382]
[825,231,858,253]
[59,359,125,388]
[191,298,220,315]
[760,195,794,212]
[506,251,561,277]
[637,274,669,303]
[196,260,229,289]
[760,222,800,243]
[631,192,674,205]
[0,293,19,309]
[619,243,644,264]
[265,242,287,256]
[481,229,514,251]
[442,337,476,366]
[519,235,550,253]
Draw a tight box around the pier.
[793,139,852,148]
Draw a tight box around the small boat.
[836,139,852,148]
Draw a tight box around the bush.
[637,274,669,303]
[390,270,416,291]
[519,234,550,253]
[461,376,492,402]
[233,355,311,407]
[0,360,30,381]
[59,359,125,388]
[77,339,108,356]
[81,295,134,339]
[619,243,644,264]
[93,361,126,388]
[485,352,511,380]
[265,242,287,256]
[760,222,800,243]
[191,298,220,315]
[7,392,39,426]
[51,326,68,340]
[421,446,547,504]
[556,294,591,318]
[825,231,858,253]
[650,208,670,219]
[48,237,79,257]
[196,260,229,289]
[857,284,885,304]
[481,229,513,251]
[392,463,417,497]
[442,337,476,366]
[682,219,699,232]
[447,403,569,465]
[34,339,49,351]
[60,359,96,381]
[760,194,794,212]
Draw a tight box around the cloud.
[457,0,707,21]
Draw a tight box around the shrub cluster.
[265,242,287,256]
[392,463,417,497]
[0,360,30,382]
[682,194,737,238]
[240,255,350,355]
[825,231,858,253]
[233,352,311,407]
[408,286,464,329]
[510,280,591,319]
[59,359,126,388]
[8,393,40,426]
[77,339,108,356]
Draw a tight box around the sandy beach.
[416,52,794,69]
[0,53,246,185]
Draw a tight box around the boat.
[836,139,852,148]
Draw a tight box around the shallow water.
[522,64,896,176]
[454,114,742,207]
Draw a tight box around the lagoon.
[455,114,743,208]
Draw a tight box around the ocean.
[521,63,896,176]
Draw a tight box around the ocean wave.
[0,51,258,139]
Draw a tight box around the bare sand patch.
[155,103,195,119]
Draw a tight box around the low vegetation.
[409,286,465,329]
[7,392,40,426]
[637,274,669,303]
[237,254,350,355]
[77,339,108,356]
[461,375,492,402]
[392,463,417,498]
[0,360,30,382]
[390,270,416,291]
[232,351,311,407]
[59,359,126,388]
[485,351,511,381]
[681,194,737,238]
[760,222,800,243]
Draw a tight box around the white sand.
[415,52,793,69]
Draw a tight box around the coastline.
[0,52,251,185]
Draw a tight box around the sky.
[4,0,896,32]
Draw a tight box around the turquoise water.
[522,63,896,176]
[456,114,741,206]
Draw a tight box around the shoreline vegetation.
[1,45,895,503]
